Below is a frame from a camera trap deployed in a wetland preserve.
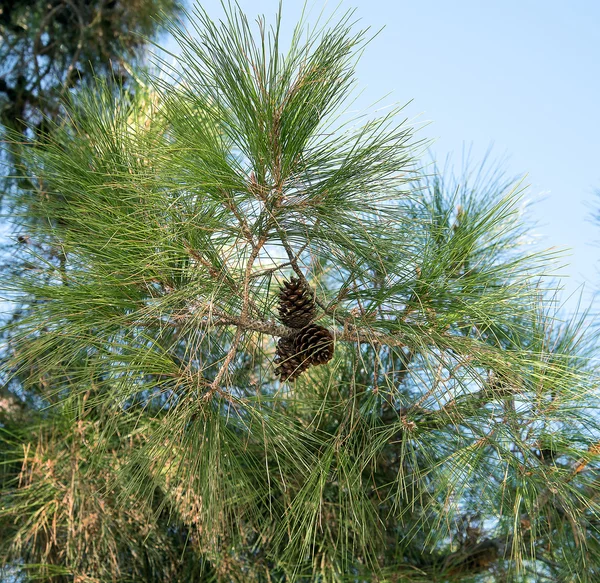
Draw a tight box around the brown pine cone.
[278,277,316,329]
[274,336,310,381]
[293,324,334,366]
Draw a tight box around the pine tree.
[1,4,600,582]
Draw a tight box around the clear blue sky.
[167,0,600,314]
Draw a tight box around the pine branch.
[184,308,409,348]
[1,3,599,581]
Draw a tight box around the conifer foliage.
[1,4,600,582]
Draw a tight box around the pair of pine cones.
[275,277,334,381]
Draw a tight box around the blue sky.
[166,0,600,314]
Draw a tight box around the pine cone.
[275,336,310,381]
[278,277,316,329]
[293,324,334,366]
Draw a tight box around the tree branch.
[202,236,268,400]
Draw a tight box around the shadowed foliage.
[0,0,181,135]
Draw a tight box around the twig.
[60,0,85,90]
[220,188,255,244]
[202,327,243,402]
[183,240,261,317]
[248,259,295,280]
[526,440,600,520]
[276,229,344,321]
[131,308,409,349]
[249,241,310,280]
[211,312,407,347]
[202,236,268,400]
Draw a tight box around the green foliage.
[0,413,211,582]
[1,3,600,582]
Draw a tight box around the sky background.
[163,0,600,315]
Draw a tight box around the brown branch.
[276,229,342,319]
[182,240,262,318]
[220,188,255,244]
[202,236,268,401]
[131,306,408,350]
[60,0,85,91]
[525,440,600,522]
[248,259,295,280]
[249,241,310,280]
[202,327,242,402]
[216,313,407,347]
